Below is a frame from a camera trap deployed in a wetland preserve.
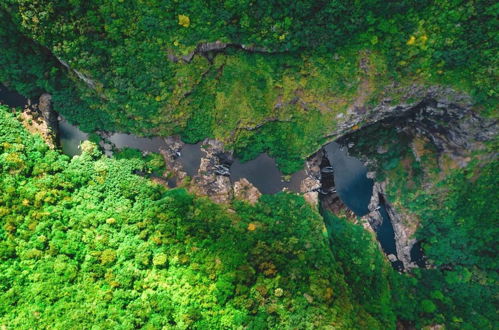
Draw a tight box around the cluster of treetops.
[0,103,497,328]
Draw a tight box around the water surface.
[230,153,286,194]
[323,142,373,216]
[0,84,27,108]
[107,133,167,153]
[59,117,88,156]
[179,142,203,176]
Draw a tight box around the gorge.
[0,2,496,327]
[4,82,489,273]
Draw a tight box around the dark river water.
[56,116,305,194]
[1,84,411,268]
[323,142,404,269]
[323,142,373,216]
[0,84,28,108]
[59,117,88,156]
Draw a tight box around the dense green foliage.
[113,147,166,175]
[345,124,499,328]
[322,211,395,326]
[389,160,499,329]
[0,106,399,328]
[0,1,497,328]
[1,1,497,171]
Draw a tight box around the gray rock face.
[331,85,496,164]
[56,56,97,90]
[362,182,419,270]
[160,138,264,205]
[159,136,187,181]
[234,178,261,205]
[387,202,419,270]
[315,85,496,270]
[193,139,234,204]
[300,151,323,206]
[167,41,273,63]
[38,93,58,135]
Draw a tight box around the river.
[0,84,412,269]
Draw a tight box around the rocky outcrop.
[19,93,58,148]
[20,110,56,148]
[192,139,234,203]
[333,85,496,165]
[299,151,322,206]
[56,56,98,90]
[314,149,357,220]
[159,136,187,182]
[38,93,58,134]
[159,138,265,204]
[234,178,261,205]
[386,201,420,270]
[361,182,420,270]
[167,41,274,63]
[317,85,496,269]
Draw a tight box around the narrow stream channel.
[323,142,373,216]
[322,142,404,270]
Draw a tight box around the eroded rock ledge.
[157,85,495,271]
[309,86,496,270]
[167,41,275,63]
[159,138,262,205]
[19,93,58,148]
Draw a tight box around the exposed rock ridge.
[167,41,277,63]
[18,93,59,148]
[160,138,262,204]
[56,56,98,90]
[315,86,496,270]
[362,182,421,270]
[159,136,187,182]
[332,86,496,163]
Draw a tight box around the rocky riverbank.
[305,85,496,270]
[18,93,59,149]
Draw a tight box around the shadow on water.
[376,201,398,255]
[323,142,373,216]
[410,241,426,268]
[230,153,286,194]
[322,142,406,270]
[0,84,28,108]
[107,133,167,153]
[286,169,308,193]
[59,117,88,156]
[180,142,203,177]
[377,202,405,270]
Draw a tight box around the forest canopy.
[0,105,396,328]
[0,0,497,171]
[0,0,497,328]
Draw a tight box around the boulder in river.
[159,136,187,182]
[38,93,58,134]
[192,139,233,203]
[233,178,261,205]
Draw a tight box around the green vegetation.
[114,147,166,175]
[0,105,397,328]
[0,1,497,328]
[1,1,497,171]
[386,159,498,329]
[322,211,395,327]
[345,123,499,328]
